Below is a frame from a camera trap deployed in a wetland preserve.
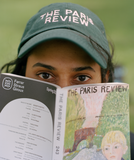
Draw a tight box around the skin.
[25,40,102,88]
[102,142,128,160]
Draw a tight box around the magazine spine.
[52,88,67,160]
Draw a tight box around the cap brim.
[18,28,108,69]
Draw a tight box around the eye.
[76,75,91,82]
[104,147,109,151]
[37,72,52,80]
[114,145,119,149]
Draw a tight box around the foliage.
[93,89,130,160]
[64,91,85,150]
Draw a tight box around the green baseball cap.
[18,3,110,69]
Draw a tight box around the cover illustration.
[63,84,130,160]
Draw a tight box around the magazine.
[0,73,130,160]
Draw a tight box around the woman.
[3,2,134,159]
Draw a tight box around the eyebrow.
[33,62,56,70]
[105,145,110,147]
[33,63,95,72]
[114,143,120,146]
[72,66,95,72]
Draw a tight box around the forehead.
[29,39,96,63]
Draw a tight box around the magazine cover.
[63,84,130,160]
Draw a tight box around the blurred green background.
[0,0,134,131]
